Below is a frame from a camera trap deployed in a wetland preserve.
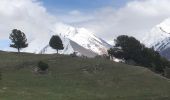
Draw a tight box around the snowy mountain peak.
[142,19,170,48]
[51,24,111,55]
[158,18,170,33]
[141,18,170,59]
[21,24,111,57]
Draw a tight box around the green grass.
[0,51,170,100]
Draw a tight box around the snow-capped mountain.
[142,18,170,59]
[22,24,111,57]
[142,20,170,48]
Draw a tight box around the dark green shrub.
[37,61,49,71]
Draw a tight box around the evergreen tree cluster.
[108,35,170,73]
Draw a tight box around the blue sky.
[0,40,10,49]
[41,0,131,12]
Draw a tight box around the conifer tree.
[9,29,28,53]
[49,35,64,54]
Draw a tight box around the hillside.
[0,52,170,100]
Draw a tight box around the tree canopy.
[9,29,28,53]
[108,35,170,73]
[49,35,64,54]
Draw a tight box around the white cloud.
[69,0,170,42]
[0,0,57,41]
[1,0,170,48]
[57,10,94,25]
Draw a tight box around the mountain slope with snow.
[142,18,170,59]
[52,24,111,55]
[22,24,111,57]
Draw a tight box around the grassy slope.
[0,52,170,100]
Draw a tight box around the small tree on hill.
[49,35,64,54]
[9,29,28,53]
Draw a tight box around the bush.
[37,61,49,71]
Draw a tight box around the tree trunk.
[17,48,20,53]
[57,49,58,54]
